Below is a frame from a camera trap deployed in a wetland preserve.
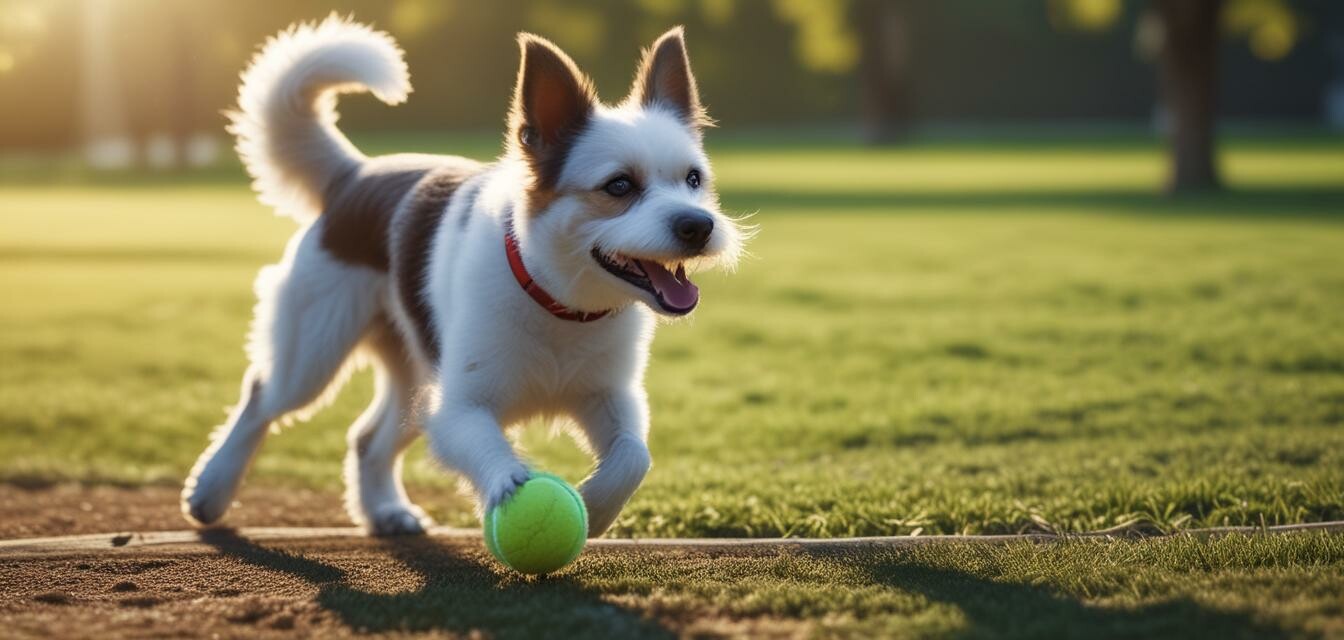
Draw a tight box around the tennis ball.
[483,472,588,575]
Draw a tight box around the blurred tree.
[1151,0,1224,192]
[78,0,127,168]
[1053,0,1306,193]
[772,0,917,143]
[852,0,913,143]
[3,0,1334,153]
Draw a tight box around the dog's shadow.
[862,555,1292,640]
[199,529,671,639]
[201,531,1292,639]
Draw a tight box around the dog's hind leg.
[342,323,432,535]
[182,232,384,527]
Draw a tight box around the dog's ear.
[628,27,709,129]
[510,34,596,155]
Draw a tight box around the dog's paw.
[366,503,434,536]
[181,480,231,527]
[482,464,531,511]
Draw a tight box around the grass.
[2,134,1343,636]
[568,533,1344,638]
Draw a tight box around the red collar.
[504,226,611,323]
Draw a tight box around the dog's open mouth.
[592,248,699,315]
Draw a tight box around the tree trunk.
[855,0,913,144]
[169,6,197,171]
[80,0,133,169]
[1154,0,1223,193]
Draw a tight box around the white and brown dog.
[181,17,745,536]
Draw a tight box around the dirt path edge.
[3,521,1342,558]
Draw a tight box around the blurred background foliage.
[0,0,1340,191]
[0,0,1338,141]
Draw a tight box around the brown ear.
[629,27,708,128]
[510,34,596,152]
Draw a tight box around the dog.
[180,16,746,537]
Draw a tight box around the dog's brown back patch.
[319,154,463,271]
[391,163,485,363]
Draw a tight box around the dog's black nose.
[672,213,714,252]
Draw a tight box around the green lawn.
[2,136,1343,636]
[572,533,1344,638]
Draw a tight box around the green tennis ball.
[483,472,588,575]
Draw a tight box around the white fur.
[229,14,410,223]
[184,21,744,537]
[528,105,745,313]
[183,228,390,527]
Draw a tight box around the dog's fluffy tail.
[229,15,410,223]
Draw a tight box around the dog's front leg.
[426,403,530,511]
[573,390,652,537]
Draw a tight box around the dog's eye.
[603,176,635,197]
[686,169,701,189]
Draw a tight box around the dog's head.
[506,28,746,317]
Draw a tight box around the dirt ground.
[0,484,351,539]
[0,485,749,639]
[4,486,1341,639]
[0,534,723,639]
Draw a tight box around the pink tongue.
[637,260,699,311]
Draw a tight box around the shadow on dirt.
[200,529,671,639]
[863,556,1291,640]
[197,529,1296,638]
